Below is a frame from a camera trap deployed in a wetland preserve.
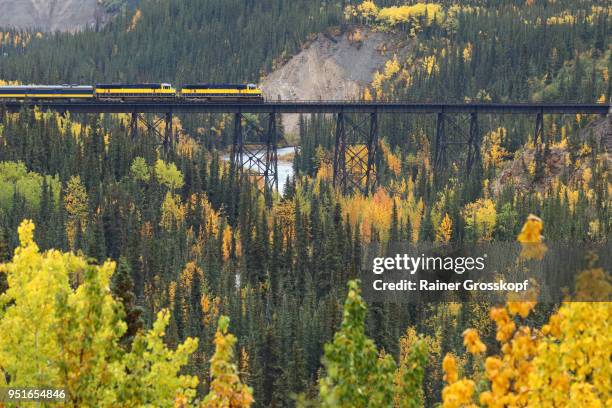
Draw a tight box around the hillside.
[262,28,398,101]
[0,0,105,32]
[491,115,612,196]
[262,27,407,134]
[0,0,343,84]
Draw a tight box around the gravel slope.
[0,0,102,32]
[261,28,402,135]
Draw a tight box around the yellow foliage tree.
[356,0,379,21]
[517,214,547,260]
[441,216,612,407]
[394,327,429,407]
[202,316,254,407]
[441,353,476,408]
[423,55,437,76]
[341,188,394,242]
[435,213,453,244]
[384,54,401,77]
[376,3,443,27]
[128,9,142,31]
[156,159,185,191]
[380,139,401,176]
[462,42,473,62]
[160,192,186,231]
[481,127,510,170]
[222,225,234,261]
[0,220,199,406]
[64,175,88,250]
[462,198,497,241]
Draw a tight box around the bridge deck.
[1,101,610,114]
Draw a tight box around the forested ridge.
[0,0,610,407]
[0,0,345,84]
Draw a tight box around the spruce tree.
[111,256,144,347]
[319,280,396,408]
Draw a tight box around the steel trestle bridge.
[2,100,610,194]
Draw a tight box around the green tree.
[394,331,428,408]
[130,156,151,183]
[318,280,396,408]
[111,256,143,347]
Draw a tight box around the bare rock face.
[261,28,400,135]
[0,0,104,32]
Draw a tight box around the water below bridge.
[222,146,297,192]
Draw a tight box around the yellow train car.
[180,83,263,101]
[0,85,94,100]
[95,83,176,100]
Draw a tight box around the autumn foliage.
[0,220,199,407]
[441,216,612,407]
[202,316,254,408]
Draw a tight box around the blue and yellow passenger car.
[0,85,94,100]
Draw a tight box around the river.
[222,146,297,191]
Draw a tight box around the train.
[0,83,264,102]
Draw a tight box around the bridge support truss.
[231,113,279,192]
[434,111,481,178]
[129,112,174,153]
[333,112,379,195]
[533,109,547,181]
